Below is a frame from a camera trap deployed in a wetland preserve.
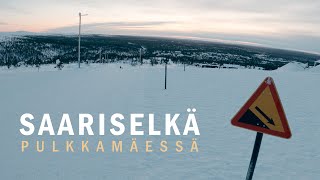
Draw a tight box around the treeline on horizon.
[0,35,319,70]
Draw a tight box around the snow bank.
[276,62,308,72]
[308,65,320,73]
[0,63,124,73]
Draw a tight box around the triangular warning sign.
[231,77,291,139]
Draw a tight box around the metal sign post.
[246,132,263,180]
[231,77,292,180]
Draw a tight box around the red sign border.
[231,77,292,139]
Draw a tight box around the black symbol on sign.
[255,106,275,125]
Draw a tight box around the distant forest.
[0,35,319,70]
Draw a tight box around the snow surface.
[0,63,319,180]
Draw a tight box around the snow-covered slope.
[0,64,319,179]
[276,61,308,72]
[308,65,320,73]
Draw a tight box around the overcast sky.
[0,0,319,53]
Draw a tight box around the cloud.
[2,0,320,52]
[0,1,30,14]
[47,21,177,33]
[45,19,320,53]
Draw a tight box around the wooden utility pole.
[164,58,169,90]
[140,48,142,65]
[78,12,88,68]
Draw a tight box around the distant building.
[195,63,219,68]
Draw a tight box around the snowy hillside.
[276,61,308,72]
[0,64,319,179]
[1,34,319,70]
[308,64,320,72]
